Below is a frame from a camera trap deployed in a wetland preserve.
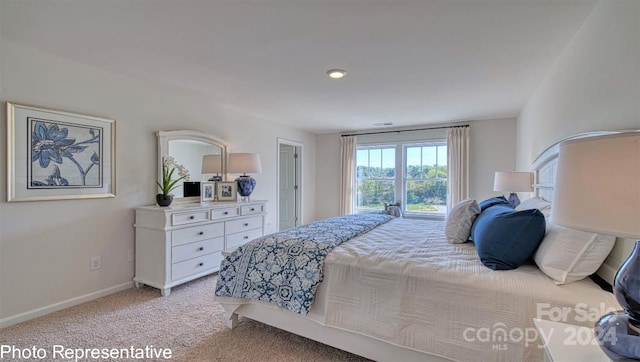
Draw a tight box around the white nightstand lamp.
[228,153,262,201]
[493,171,534,207]
[552,131,640,361]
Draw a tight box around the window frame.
[354,140,448,219]
[402,141,448,218]
[354,145,397,213]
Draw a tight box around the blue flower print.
[30,121,101,187]
[31,122,76,168]
[31,166,69,186]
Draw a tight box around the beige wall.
[517,0,640,169]
[315,117,518,220]
[0,40,317,325]
[516,0,640,285]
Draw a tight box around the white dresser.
[134,200,267,296]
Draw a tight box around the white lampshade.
[201,154,221,174]
[228,153,262,174]
[551,132,640,239]
[493,171,534,192]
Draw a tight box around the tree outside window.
[355,142,447,216]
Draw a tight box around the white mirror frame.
[157,130,228,202]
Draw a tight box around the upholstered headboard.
[531,130,637,286]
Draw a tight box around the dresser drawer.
[172,223,224,247]
[211,206,240,220]
[172,211,209,226]
[241,204,264,215]
[171,252,223,281]
[225,215,263,235]
[172,236,224,263]
[226,227,263,250]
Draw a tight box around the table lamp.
[551,131,640,361]
[493,171,534,207]
[201,154,222,182]
[228,153,262,201]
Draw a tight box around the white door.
[279,144,297,231]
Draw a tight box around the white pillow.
[516,197,552,217]
[534,222,616,285]
[445,199,480,244]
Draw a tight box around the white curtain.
[447,126,470,211]
[340,135,357,215]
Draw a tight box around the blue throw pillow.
[478,196,510,211]
[471,204,546,270]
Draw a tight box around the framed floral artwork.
[6,102,116,202]
[216,181,237,201]
[201,181,215,202]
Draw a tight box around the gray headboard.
[531,130,637,286]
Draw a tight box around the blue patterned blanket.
[215,214,393,315]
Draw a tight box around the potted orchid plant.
[156,156,190,207]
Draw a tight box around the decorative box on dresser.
[134,200,267,296]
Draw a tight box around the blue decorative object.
[506,192,521,208]
[215,214,393,315]
[471,204,546,270]
[236,175,256,198]
[596,240,640,360]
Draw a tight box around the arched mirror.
[157,130,228,201]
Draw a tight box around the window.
[404,143,447,214]
[355,147,395,210]
[355,142,448,216]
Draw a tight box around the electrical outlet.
[90,256,101,270]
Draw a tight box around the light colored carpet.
[0,275,370,361]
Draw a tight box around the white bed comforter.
[312,218,619,361]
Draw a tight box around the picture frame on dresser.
[217,182,237,201]
[6,102,116,202]
[201,181,215,202]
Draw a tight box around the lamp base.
[595,240,640,361]
[595,311,640,361]
[236,175,256,201]
[507,192,520,208]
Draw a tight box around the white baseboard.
[0,281,133,328]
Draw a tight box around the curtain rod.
[341,124,469,137]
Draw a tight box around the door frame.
[276,138,303,231]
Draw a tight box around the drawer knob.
[198,262,204,267]
[199,247,204,251]
[244,223,249,226]
[223,211,229,215]
[198,231,204,235]
[250,208,255,211]
[189,216,195,220]
[244,236,249,239]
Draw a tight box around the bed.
[214,131,629,362]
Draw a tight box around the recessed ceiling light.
[326,69,347,79]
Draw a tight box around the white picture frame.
[7,102,116,202]
[216,181,237,201]
[201,181,215,202]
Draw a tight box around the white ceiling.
[1,0,597,134]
